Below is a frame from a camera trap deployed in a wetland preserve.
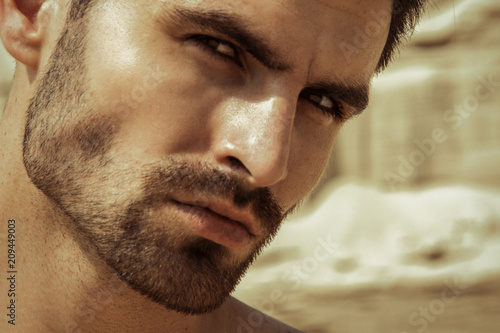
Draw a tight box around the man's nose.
[213,96,295,188]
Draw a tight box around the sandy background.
[1,0,499,332]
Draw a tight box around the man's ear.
[0,0,55,71]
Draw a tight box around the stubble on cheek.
[23,105,124,208]
[74,115,120,161]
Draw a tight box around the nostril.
[229,156,252,175]
[228,156,245,169]
[227,156,252,176]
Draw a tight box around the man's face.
[23,0,390,314]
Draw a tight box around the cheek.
[85,3,228,162]
[92,66,220,159]
[274,123,338,210]
[85,43,223,162]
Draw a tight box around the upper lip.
[171,196,259,237]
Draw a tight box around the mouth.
[170,197,258,251]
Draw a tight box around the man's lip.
[171,197,259,237]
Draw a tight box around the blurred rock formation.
[330,0,500,191]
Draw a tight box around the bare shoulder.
[223,297,306,333]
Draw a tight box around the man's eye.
[301,92,345,121]
[189,35,242,68]
[309,94,334,109]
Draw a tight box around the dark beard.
[85,162,284,315]
[22,8,285,315]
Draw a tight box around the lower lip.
[172,201,253,251]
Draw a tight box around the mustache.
[141,161,285,235]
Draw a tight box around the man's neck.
[0,73,232,333]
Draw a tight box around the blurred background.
[329,0,500,191]
[1,0,499,332]
[0,37,14,116]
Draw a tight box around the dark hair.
[69,0,427,73]
[68,0,96,21]
[377,0,427,72]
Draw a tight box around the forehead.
[86,0,392,93]
[165,0,392,18]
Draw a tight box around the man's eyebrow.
[160,6,370,114]
[306,80,370,115]
[161,6,292,72]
